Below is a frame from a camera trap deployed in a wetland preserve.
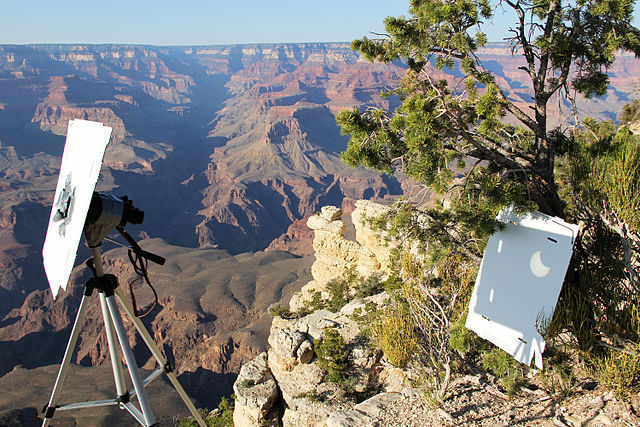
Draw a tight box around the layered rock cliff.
[1,43,639,423]
[289,202,392,312]
[232,201,414,426]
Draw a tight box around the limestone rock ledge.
[233,299,403,426]
[289,201,393,312]
[233,200,414,427]
[233,353,279,426]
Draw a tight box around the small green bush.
[449,315,486,356]
[297,389,324,402]
[356,275,385,298]
[299,281,349,314]
[594,348,640,399]
[268,303,297,319]
[539,363,576,400]
[325,277,351,312]
[538,349,576,400]
[372,302,417,368]
[300,272,386,314]
[481,348,529,397]
[179,396,234,427]
[314,327,349,384]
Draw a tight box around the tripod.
[41,246,206,427]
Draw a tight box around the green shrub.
[481,348,529,397]
[371,302,417,368]
[594,348,640,399]
[356,275,385,298]
[390,249,479,401]
[268,303,297,319]
[325,277,352,312]
[539,363,576,401]
[179,396,234,427]
[298,278,351,314]
[449,315,487,356]
[297,389,324,402]
[537,348,577,400]
[300,272,386,315]
[381,271,403,292]
[314,327,349,384]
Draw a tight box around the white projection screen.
[466,207,579,368]
[42,120,112,299]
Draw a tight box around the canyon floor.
[2,43,639,426]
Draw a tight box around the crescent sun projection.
[530,250,551,278]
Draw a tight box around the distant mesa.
[0,42,637,423]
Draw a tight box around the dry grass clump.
[371,302,417,368]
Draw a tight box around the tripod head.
[84,192,144,247]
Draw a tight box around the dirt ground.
[374,373,640,426]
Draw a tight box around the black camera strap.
[116,226,164,317]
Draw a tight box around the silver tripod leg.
[99,292,150,424]
[41,290,91,427]
[113,286,206,427]
[90,246,156,426]
[93,246,128,399]
[103,292,156,426]
[93,245,144,423]
[99,292,128,397]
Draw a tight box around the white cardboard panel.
[465,207,579,368]
[42,120,112,299]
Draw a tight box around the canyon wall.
[0,43,409,421]
[233,201,414,426]
[0,43,638,423]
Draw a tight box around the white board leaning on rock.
[465,206,580,369]
[42,119,112,299]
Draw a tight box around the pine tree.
[337,0,640,260]
[337,0,640,394]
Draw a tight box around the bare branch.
[504,0,538,82]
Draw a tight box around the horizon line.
[0,41,514,49]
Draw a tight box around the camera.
[84,192,144,247]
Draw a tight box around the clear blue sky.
[2,1,640,45]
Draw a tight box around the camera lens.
[121,196,144,225]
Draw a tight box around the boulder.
[269,328,307,359]
[268,349,326,402]
[232,353,278,426]
[326,409,373,427]
[326,392,404,427]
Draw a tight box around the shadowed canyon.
[0,43,637,424]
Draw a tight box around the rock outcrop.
[233,201,414,427]
[289,201,393,312]
[232,353,279,426]
[233,303,391,426]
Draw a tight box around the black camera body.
[84,192,143,247]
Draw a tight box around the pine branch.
[467,50,541,135]
[428,47,465,59]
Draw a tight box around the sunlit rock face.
[289,201,393,312]
[0,43,637,423]
[0,43,406,422]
